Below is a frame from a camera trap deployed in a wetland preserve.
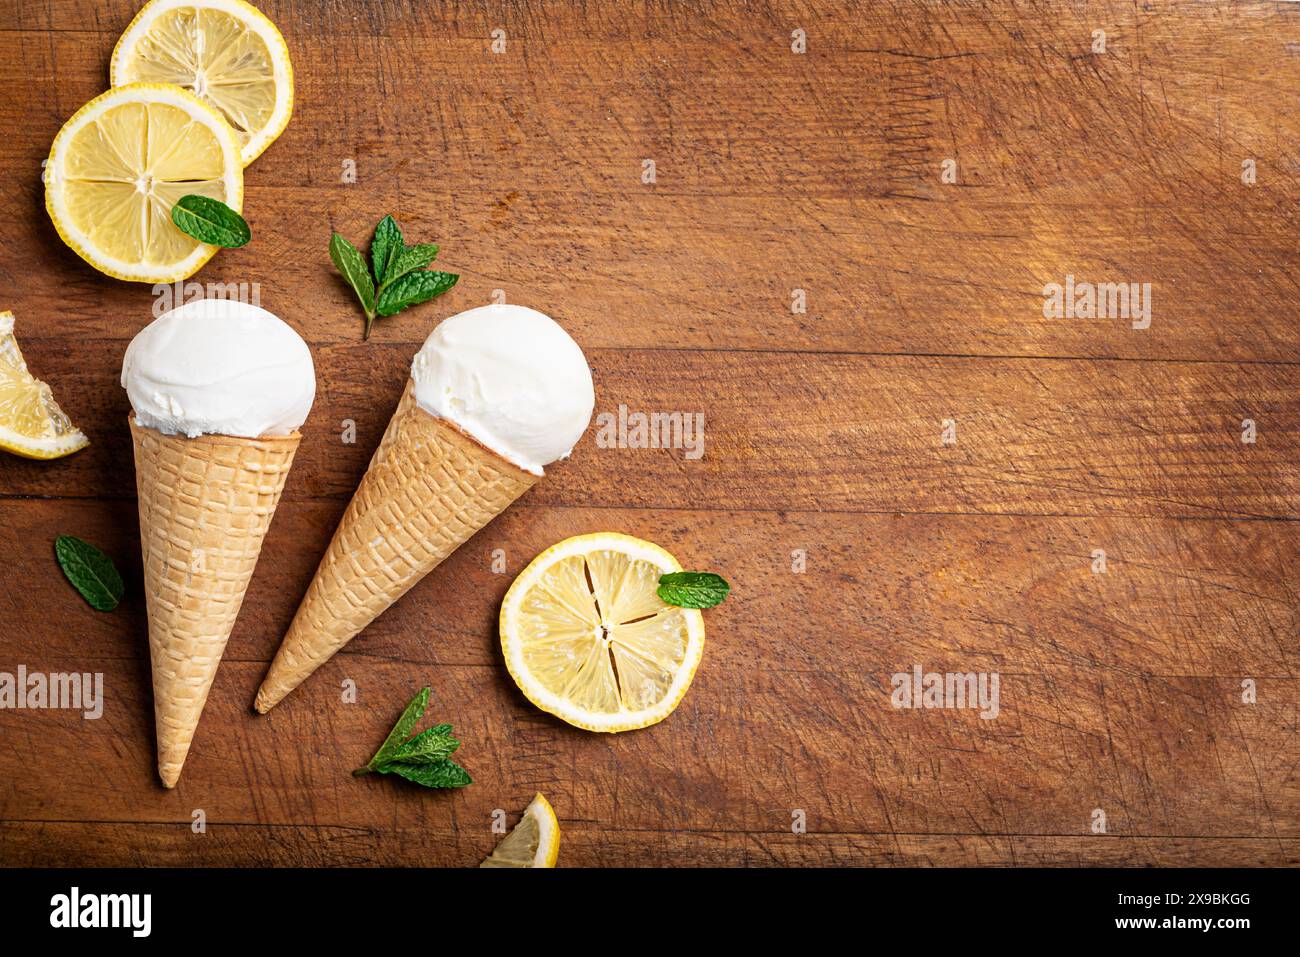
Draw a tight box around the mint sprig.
[353,686,471,789]
[170,195,250,247]
[377,270,459,317]
[657,571,730,609]
[54,535,124,612]
[331,215,459,338]
[369,214,403,286]
[387,760,472,789]
[329,234,374,318]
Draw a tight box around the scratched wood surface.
[0,0,1297,867]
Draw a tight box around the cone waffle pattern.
[254,381,537,711]
[130,418,299,786]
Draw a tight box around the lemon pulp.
[0,312,89,460]
[45,84,242,283]
[112,0,294,165]
[501,534,705,732]
[480,793,560,868]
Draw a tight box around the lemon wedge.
[480,793,561,868]
[111,0,294,166]
[44,83,243,283]
[500,533,705,733]
[0,312,89,460]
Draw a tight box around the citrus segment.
[501,533,705,732]
[480,793,560,868]
[111,0,294,165]
[0,312,90,460]
[45,83,242,283]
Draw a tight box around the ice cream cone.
[130,416,300,787]
[254,380,538,712]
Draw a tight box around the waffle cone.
[129,417,300,787]
[255,380,538,712]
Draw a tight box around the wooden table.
[1,0,1296,867]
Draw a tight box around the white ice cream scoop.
[411,303,595,475]
[121,299,316,438]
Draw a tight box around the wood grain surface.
[1,0,1297,867]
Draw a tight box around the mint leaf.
[333,217,455,338]
[376,270,458,317]
[170,195,250,247]
[657,571,730,609]
[54,536,124,612]
[354,689,472,789]
[383,243,439,284]
[330,233,377,333]
[389,726,460,764]
[383,759,471,789]
[356,686,428,773]
[370,215,403,285]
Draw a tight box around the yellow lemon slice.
[0,312,89,460]
[45,83,243,283]
[501,533,705,733]
[111,0,294,166]
[480,793,561,868]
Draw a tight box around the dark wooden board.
[0,0,1296,866]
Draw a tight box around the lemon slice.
[501,533,705,732]
[0,312,89,460]
[45,83,243,283]
[111,0,294,166]
[480,793,561,868]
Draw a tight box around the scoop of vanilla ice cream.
[410,304,594,475]
[121,299,316,438]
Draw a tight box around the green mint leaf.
[357,686,429,772]
[386,727,460,764]
[54,536,124,612]
[337,216,454,337]
[329,233,377,333]
[376,270,458,317]
[170,195,250,247]
[370,215,403,285]
[382,243,439,285]
[656,571,730,609]
[381,758,472,789]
